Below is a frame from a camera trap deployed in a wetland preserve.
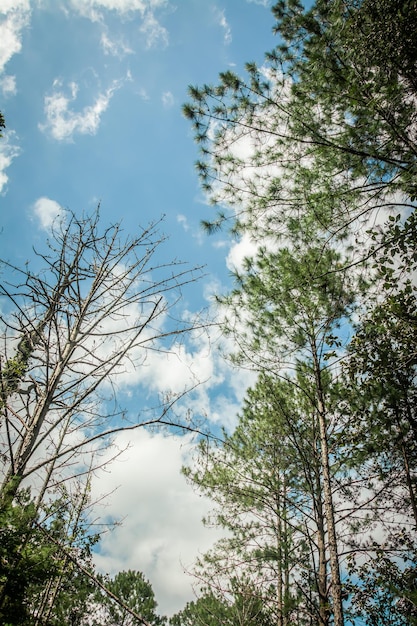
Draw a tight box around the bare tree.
[0,209,205,503]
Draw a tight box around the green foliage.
[89,570,166,626]
[185,0,417,242]
[170,593,231,626]
[42,568,96,626]
[170,581,274,626]
[184,364,351,623]
[345,537,417,626]
[183,2,417,625]
[272,0,417,188]
[0,349,31,407]
[343,210,417,515]
[0,489,61,625]
[0,475,104,625]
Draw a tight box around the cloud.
[0,1,30,75]
[69,0,168,19]
[87,319,253,615]
[100,31,133,57]
[177,214,189,231]
[91,428,225,616]
[226,231,259,273]
[214,8,232,45]
[0,131,20,194]
[139,10,169,49]
[39,79,121,141]
[70,271,247,430]
[0,74,16,97]
[162,90,174,108]
[32,196,64,230]
[137,86,150,100]
[177,214,208,246]
[69,1,169,49]
[245,0,272,6]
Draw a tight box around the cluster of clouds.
[83,325,251,615]
[38,78,124,142]
[29,196,252,426]
[90,429,227,616]
[0,1,28,191]
[0,0,30,79]
[0,0,263,615]
[25,193,254,616]
[0,0,173,187]
[0,0,265,190]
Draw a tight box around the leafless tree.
[0,209,205,503]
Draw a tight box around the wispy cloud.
[162,90,174,108]
[0,74,16,97]
[0,131,20,194]
[39,79,121,142]
[100,31,133,57]
[214,8,232,45]
[139,10,169,49]
[177,214,189,231]
[31,197,64,230]
[137,86,150,100]
[0,1,31,75]
[69,0,167,19]
[245,0,272,6]
[177,213,206,245]
[69,0,169,49]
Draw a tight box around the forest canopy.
[181,0,417,625]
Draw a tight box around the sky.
[0,0,281,617]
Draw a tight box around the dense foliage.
[181,0,417,625]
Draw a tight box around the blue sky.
[0,0,280,617]
[1,0,277,278]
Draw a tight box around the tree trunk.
[315,479,330,626]
[312,344,344,626]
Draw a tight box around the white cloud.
[214,8,232,45]
[86,319,252,614]
[104,310,221,400]
[139,10,169,49]
[39,79,121,141]
[32,196,64,230]
[69,1,169,49]
[137,86,150,100]
[91,429,225,616]
[162,90,174,108]
[0,1,30,75]
[0,74,16,97]
[74,278,247,429]
[245,0,272,6]
[226,231,259,273]
[177,214,189,231]
[177,213,209,246]
[100,31,133,57]
[69,0,168,18]
[0,131,20,194]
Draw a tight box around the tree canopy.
[182,1,417,624]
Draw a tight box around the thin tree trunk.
[282,474,290,626]
[312,344,343,626]
[315,489,330,626]
[401,440,417,528]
